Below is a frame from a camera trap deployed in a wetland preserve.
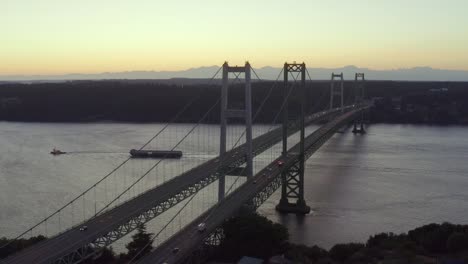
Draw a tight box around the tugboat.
[50,148,66,155]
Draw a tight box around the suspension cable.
[128,67,300,263]
[1,66,223,248]
[130,65,356,262]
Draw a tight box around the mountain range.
[1,65,468,82]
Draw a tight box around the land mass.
[1,80,467,124]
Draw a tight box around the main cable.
[1,66,223,248]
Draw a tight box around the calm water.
[0,122,467,249]
[260,124,468,248]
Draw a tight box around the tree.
[0,235,46,259]
[82,247,117,264]
[214,211,289,261]
[285,244,328,263]
[446,232,468,253]
[329,243,365,262]
[124,224,154,260]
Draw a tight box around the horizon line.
[2,64,468,78]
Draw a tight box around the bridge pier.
[276,201,311,215]
[330,72,344,111]
[276,63,310,215]
[219,62,253,201]
[352,73,366,134]
[276,160,311,214]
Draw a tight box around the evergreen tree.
[125,224,154,260]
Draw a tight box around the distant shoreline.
[1,80,467,125]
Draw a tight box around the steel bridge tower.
[353,73,366,134]
[276,62,310,214]
[219,62,253,201]
[330,72,344,111]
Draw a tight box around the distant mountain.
[1,65,468,82]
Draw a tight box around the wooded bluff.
[1,80,467,124]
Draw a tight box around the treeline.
[212,212,468,264]
[0,235,46,259]
[0,80,326,123]
[370,82,468,124]
[0,224,153,263]
[1,80,467,124]
[2,213,468,263]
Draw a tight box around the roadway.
[138,107,365,264]
[2,107,355,264]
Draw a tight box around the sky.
[1,0,468,75]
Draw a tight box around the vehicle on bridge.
[197,223,206,232]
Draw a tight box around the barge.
[129,149,182,159]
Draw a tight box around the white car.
[79,226,88,231]
[197,223,206,232]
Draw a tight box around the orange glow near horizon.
[2,0,468,76]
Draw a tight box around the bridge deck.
[138,107,365,264]
[3,108,352,264]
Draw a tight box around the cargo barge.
[129,149,182,159]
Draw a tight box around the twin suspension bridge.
[1,62,371,264]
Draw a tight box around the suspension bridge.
[1,62,370,264]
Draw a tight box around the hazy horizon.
[2,64,468,82]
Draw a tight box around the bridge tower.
[219,62,253,201]
[276,62,311,214]
[353,73,366,134]
[330,73,344,111]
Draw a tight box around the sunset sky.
[2,0,468,75]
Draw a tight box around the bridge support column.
[276,160,311,214]
[219,62,253,201]
[352,73,366,134]
[276,63,310,215]
[330,72,344,112]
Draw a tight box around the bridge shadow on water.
[309,124,368,204]
[272,124,370,247]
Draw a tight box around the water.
[260,124,468,248]
[0,122,467,250]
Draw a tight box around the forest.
[1,80,467,124]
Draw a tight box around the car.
[253,180,257,184]
[79,226,88,231]
[172,247,180,254]
[197,223,206,232]
[276,160,284,166]
[267,167,272,171]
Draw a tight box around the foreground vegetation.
[2,214,468,263]
[212,212,468,264]
[0,224,153,263]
